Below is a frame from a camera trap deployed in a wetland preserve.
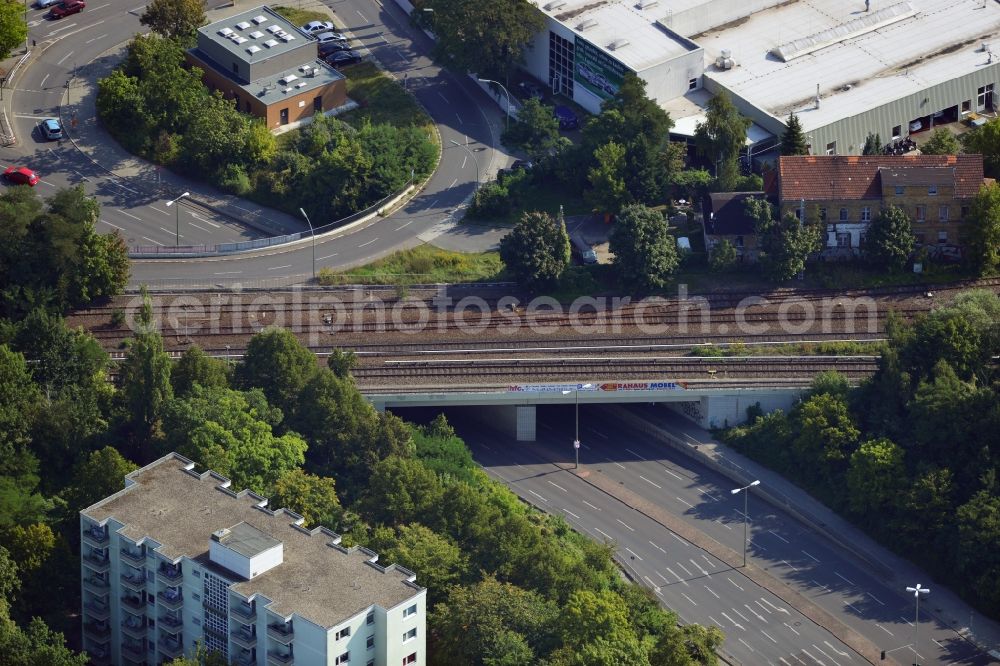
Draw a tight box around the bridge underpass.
[366,380,804,440]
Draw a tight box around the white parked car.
[300,20,334,34]
[315,31,348,43]
[36,0,61,7]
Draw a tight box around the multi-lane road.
[1,0,511,285]
[445,405,994,665]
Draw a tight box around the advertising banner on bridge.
[507,381,686,393]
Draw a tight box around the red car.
[49,0,84,18]
[4,166,40,187]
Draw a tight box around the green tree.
[792,393,859,496]
[921,128,961,155]
[845,438,906,517]
[966,182,1000,273]
[499,210,571,290]
[162,386,307,494]
[551,589,647,666]
[236,327,318,419]
[954,491,1000,615]
[502,99,564,160]
[374,523,467,603]
[60,447,137,513]
[961,117,1000,177]
[694,91,751,191]
[139,0,206,42]
[709,239,737,272]
[861,132,882,155]
[585,142,629,215]
[119,293,173,445]
[0,346,41,466]
[362,456,444,527]
[862,205,914,271]
[0,1,27,61]
[2,523,55,575]
[269,469,342,529]
[609,204,679,291]
[427,0,544,79]
[780,113,808,156]
[326,349,357,379]
[747,197,822,281]
[171,346,229,396]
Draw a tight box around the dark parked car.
[553,105,579,130]
[511,159,534,171]
[518,81,545,100]
[318,41,352,55]
[4,166,39,186]
[49,0,84,18]
[325,50,362,67]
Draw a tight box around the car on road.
[40,118,62,140]
[318,40,352,55]
[510,159,533,171]
[4,166,39,187]
[35,0,61,7]
[314,31,348,44]
[572,236,598,264]
[300,20,334,34]
[49,0,84,18]
[324,50,362,67]
[518,81,545,100]
[553,105,579,130]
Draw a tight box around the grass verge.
[339,62,436,138]
[272,6,329,27]
[318,245,506,285]
[688,341,886,357]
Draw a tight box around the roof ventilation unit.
[299,64,313,73]
[235,21,251,30]
[246,45,261,55]
[637,0,658,8]
[544,0,566,9]
[282,87,293,94]
[249,31,264,39]
[252,15,267,24]
[295,82,308,89]
[715,48,735,69]
[279,74,298,85]
[218,27,234,37]
[577,18,598,31]
[609,38,630,50]
[264,39,279,48]
[267,25,281,34]
[234,36,248,44]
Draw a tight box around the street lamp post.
[449,139,480,191]
[299,207,317,281]
[906,583,929,665]
[164,192,190,246]
[477,78,513,131]
[730,480,760,567]
[562,383,593,468]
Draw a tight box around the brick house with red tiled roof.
[776,154,985,259]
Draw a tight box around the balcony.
[233,652,256,666]
[85,643,111,666]
[121,595,145,612]
[158,636,184,658]
[230,628,257,650]
[83,600,110,621]
[83,553,110,573]
[156,563,182,583]
[83,575,110,594]
[83,621,111,640]
[121,616,148,639]
[119,548,146,566]
[158,613,183,632]
[82,526,108,547]
[120,571,146,592]
[230,602,256,624]
[157,589,183,610]
[120,641,146,663]
[267,651,294,666]
[266,623,294,644]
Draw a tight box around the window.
[826,141,837,155]
[336,627,351,640]
[928,185,937,196]
[978,83,994,112]
[836,233,851,248]
[962,100,972,113]
[794,207,802,220]
[548,32,575,97]
[367,635,375,649]
[403,654,417,665]
[892,125,901,139]
[336,652,350,665]
[861,206,871,222]
[403,628,417,643]
[193,570,201,578]
[938,231,948,244]
[839,208,849,222]
[939,205,949,222]
[688,77,698,90]
[914,233,926,245]
[859,232,867,248]
[402,604,418,619]
[193,617,201,626]
[366,612,375,626]
[280,108,289,125]
[961,205,970,218]
[232,62,238,74]
[245,101,252,113]
[314,95,323,111]
[735,235,744,248]
[894,186,904,195]
[819,207,827,221]
[915,205,926,222]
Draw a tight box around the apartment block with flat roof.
[79,453,425,666]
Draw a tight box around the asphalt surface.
[441,405,994,665]
[1,0,512,287]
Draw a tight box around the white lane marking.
[824,641,851,658]
[810,579,830,593]
[779,658,793,666]
[738,638,755,652]
[588,427,608,439]
[448,178,457,188]
[454,112,463,125]
[704,585,720,599]
[732,607,749,622]
[120,210,142,221]
[675,496,694,508]
[39,73,49,88]
[625,547,642,561]
[437,92,449,104]
[690,559,708,575]
[675,561,692,577]
[876,624,893,637]
[128,4,146,13]
[89,2,110,10]
[460,155,466,169]
[664,566,688,586]
[761,629,778,643]
[932,638,945,648]
[55,48,76,64]
[527,489,548,503]
[562,508,579,520]
[654,571,668,583]
[356,10,367,20]
[594,528,613,540]
[813,644,842,666]
[698,486,720,501]
[85,33,108,44]
[708,615,724,629]
[639,475,661,488]
[800,648,822,665]
[727,577,744,591]
[680,592,697,606]
[802,550,821,563]
[158,227,178,237]
[213,271,242,275]
[50,26,77,39]
[834,571,856,586]
[317,253,338,261]
[141,236,163,246]
[100,219,123,230]
[189,222,211,232]
[900,616,914,627]
[844,602,862,614]
[396,220,413,230]
[866,592,884,606]
[761,598,789,614]
[745,603,767,622]
[267,264,292,271]
[702,555,716,569]
[768,530,790,543]
[755,599,772,614]
[149,206,169,215]
[670,533,687,546]
[616,519,634,532]
[715,518,733,530]
[358,238,378,247]
[582,500,601,511]
[721,612,745,631]
[189,212,220,228]
[547,480,567,492]
[781,559,799,572]
[783,621,800,635]
[648,540,665,553]
[624,447,646,460]
[662,468,683,480]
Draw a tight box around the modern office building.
[79,453,425,666]
[186,6,349,131]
